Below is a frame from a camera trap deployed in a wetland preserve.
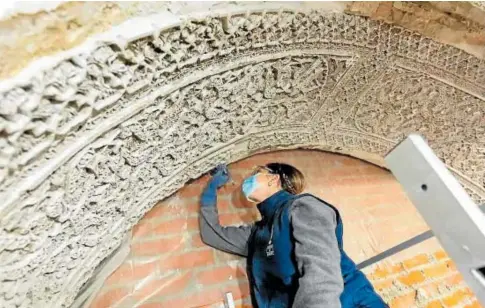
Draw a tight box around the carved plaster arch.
[0,8,484,308]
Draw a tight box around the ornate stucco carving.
[0,10,484,308]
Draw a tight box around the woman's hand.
[210,164,230,188]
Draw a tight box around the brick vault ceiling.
[0,8,484,308]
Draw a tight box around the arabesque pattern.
[0,11,484,307]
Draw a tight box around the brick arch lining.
[91,149,478,308]
[0,8,484,308]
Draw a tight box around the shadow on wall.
[89,149,477,308]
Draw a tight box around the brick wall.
[90,150,480,308]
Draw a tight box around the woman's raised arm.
[199,165,253,257]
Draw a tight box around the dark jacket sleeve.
[290,195,343,308]
[199,182,252,257]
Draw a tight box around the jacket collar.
[257,189,293,219]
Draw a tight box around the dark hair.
[265,163,305,195]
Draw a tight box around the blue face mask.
[242,175,259,201]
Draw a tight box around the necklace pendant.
[266,244,274,257]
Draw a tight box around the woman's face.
[242,166,280,203]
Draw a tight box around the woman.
[199,163,388,308]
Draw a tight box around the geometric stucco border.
[0,8,484,308]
